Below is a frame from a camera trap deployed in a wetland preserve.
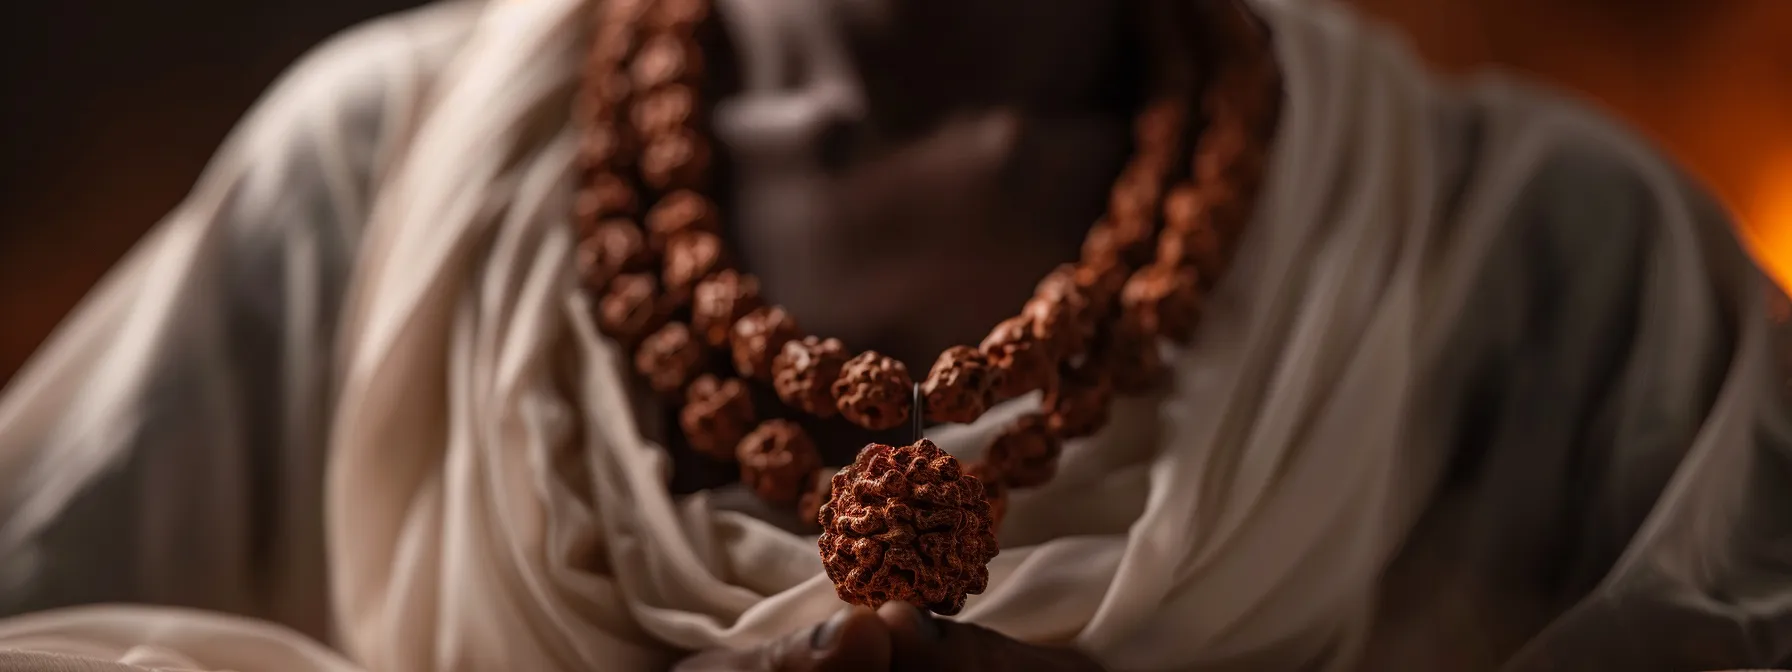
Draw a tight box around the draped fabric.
[2,0,1790,670]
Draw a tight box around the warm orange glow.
[1351,0,1792,290]
[1750,159,1792,287]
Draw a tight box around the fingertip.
[809,606,890,672]
[875,601,941,642]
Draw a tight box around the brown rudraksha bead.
[1160,184,1234,276]
[576,220,651,292]
[691,270,763,347]
[640,129,712,191]
[797,468,837,531]
[831,352,913,431]
[1033,264,1080,304]
[1107,166,1164,226]
[1021,295,1087,360]
[631,33,702,90]
[1194,117,1264,193]
[1101,316,1167,394]
[645,190,719,251]
[979,317,1058,401]
[577,124,633,173]
[1206,52,1283,140]
[772,336,849,418]
[1121,263,1203,343]
[582,54,634,106]
[984,413,1062,489]
[575,173,638,224]
[679,375,755,461]
[1133,98,1188,151]
[730,306,802,381]
[921,346,996,424]
[631,84,696,139]
[1192,182,1252,239]
[1161,183,1212,232]
[662,231,726,299]
[736,420,823,504]
[817,440,998,615]
[1039,261,1128,320]
[964,462,1009,535]
[1078,261,1132,316]
[597,273,666,346]
[1042,365,1114,439]
[1031,267,1098,342]
[634,322,706,395]
[1157,218,1228,283]
[1080,216,1155,268]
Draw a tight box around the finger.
[876,601,951,671]
[877,602,1104,672]
[787,605,893,672]
[674,606,892,672]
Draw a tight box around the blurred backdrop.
[0,0,1788,385]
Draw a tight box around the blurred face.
[710,0,1144,364]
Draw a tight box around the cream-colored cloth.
[3,0,1790,670]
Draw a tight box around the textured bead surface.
[921,346,996,424]
[640,129,711,191]
[597,273,665,346]
[818,440,997,615]
[662,231,726,298]
[634,322,706,395]
[772,336,850,418]
[736,420,823,504]
[730,306,802,381]
[631,84,696,138]
[1194,113,1261,189]
[1039,261,1128,320]
[1101,316,1167,394]
[575,173,639,223]
[831,352,914,431]
[576,221,651,292]
[583,55,635,104]
[645,190,719,251]
[1021,295,1086,360]
[679,375,755,461]
[984,413,1062,489]
[577,124,633,172]
[1157,216,1228,280]
[979,317,1058,401]
[1080,217,1155,267]
[630,33,702,89]
[1121,263,1203,343]
[1043,365,1114,439]
[691,270,763,347]
[1133,98,1188,149]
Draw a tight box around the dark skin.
[713,0,1142,373]
[673,0,1158,666]
[673,602,1107,672]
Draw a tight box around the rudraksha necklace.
[574,0,1283,615]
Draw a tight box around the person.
[0,0,1790,669]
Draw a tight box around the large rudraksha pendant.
[816,440,999,615]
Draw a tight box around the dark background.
[0,0,427,383]
[0,0,1787,386]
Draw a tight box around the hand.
[673,606,892,672]
[874,602,1106,672]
